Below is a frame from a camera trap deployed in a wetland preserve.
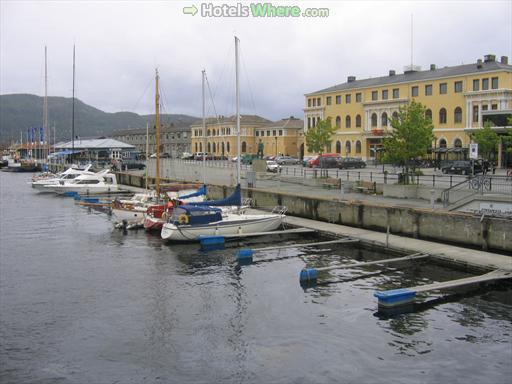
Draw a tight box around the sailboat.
[161,37,284,242]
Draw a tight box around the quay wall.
[116,172,511,253]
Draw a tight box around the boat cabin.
[170,205,222,226]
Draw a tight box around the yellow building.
[191,115,303,158]
[304,54,512,166]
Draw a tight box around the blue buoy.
[236,249,253,264]
[73,194,82,201]
[374,288,417,308]
[199,235,225,248]
[299,268,318,283]
[64,191,78,197]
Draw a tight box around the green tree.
[382,100,434,184]
[305,117,336,155]
[471,121,499,160]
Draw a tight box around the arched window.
[221,142,225,154]
[336,116,341,128]
[241,141,247,153]
[381,112,388,127]
[355,140,361,154]
[371,113,377,127]
[345,140,351,154]
[212,142,216,152]
[425,109,432,121]
[392,111,399,121]
[454,138,462,148]
[336,140,341,154]
[227,142,230,153]
[439,108,447,124]
[345,115,351,128]
[439,138,447,148]
[199,142,202,152]
[207,129,211,136]
[454,107,462,124]
[356,114,361,128]
[195,142,198,152]
[207,142,211,152]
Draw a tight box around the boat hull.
[111,207,146,224]
[143,216,165,231]
[161,214,283,241]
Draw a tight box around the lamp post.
[275,136,278,157]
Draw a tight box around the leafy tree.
[305,117,336,155]
[382,100,434,184]
[471,121,499,160]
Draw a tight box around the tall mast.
[202,69,206,185]
[44,46,49,161]
[155,68,161,199]
[235,36,241,186]
[145,122,149,193]
[71,45,75,162]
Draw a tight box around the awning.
[49,149,84,157]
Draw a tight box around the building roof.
[55,137,135,150]
[190,114,272,127]
[261,117,304,129]
[307,57,512,96]
[112,122,191,137]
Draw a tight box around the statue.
[257,140,264,159]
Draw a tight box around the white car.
[266,160,280,173]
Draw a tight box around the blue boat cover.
[179,185,207,200]
[190,184,241,207]
[172,205,223,225]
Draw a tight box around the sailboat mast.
[155,69,161,199]
[202,69,206,185]
[145,122,149,192]
[235,36,241,186]
[44,45,49,162]
[71,45,75,162]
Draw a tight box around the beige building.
[304,54,512,166]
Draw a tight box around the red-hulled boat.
[143,203,172,232]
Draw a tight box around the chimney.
[484,54,496,63]
[430,64,436,71]
[477,59,483,69]
[389,70,395,76]
[347,76,356,83]
[501,56,509,65]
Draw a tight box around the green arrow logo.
[183,5,198,16]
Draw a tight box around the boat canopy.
[179,185,207,199]
[190,184,241,207]
[171,205,222,226]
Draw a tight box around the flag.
[40,127,44,144]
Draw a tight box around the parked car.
[161,152,170,158]
[441,160,483,175]
[266,160,280,173]
[149,153,157,158]
[275,156,299,165]
[302,156,314,167]
[307,154,340,168]
[337,157,366,169]
[193,152,211,160]
[181,152,194,160]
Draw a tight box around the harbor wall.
[116,172,511,253]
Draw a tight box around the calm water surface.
[1,172,511,384]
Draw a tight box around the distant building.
[111,121,191,157]
[54,137,136,160]
[255,116,304,157]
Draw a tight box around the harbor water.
[1,172,511,384]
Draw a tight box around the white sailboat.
[161,37,285,242]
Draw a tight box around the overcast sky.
[1,0,511,121]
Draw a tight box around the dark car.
[314,156,341,168]
[441,160,483,175]
[337,157,366,169]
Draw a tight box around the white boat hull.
[111,207,147,224]
[161,214,283,241]
[46,185,120,195]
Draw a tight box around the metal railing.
[441,175,512,208]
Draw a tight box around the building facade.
[190,115,304,158]
[304,54,512,165]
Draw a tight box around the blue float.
[299,268,318,283]
[236,249,253,263]
[199,235,225,249]
[83,197,100,203]
[64,191,79,197]
[374,288,417,308]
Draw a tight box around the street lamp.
[275,136,278,157]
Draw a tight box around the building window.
[425,84,432,96]
[312,98,316,107]
[195,142,198,152]
[355,114,361,128]
[207,142,211,152]
[356,93,362,102]
[412,86,418,97]
[473,105,479,123]
[308,99,312,107]
[279,130,283,136]
[439,83,447,94]
[255,131,259,137]
[307,118,311,129]
[325,142,332,153]
[267,130,271,136]
[393,88,399,99]
[454,138,462,148]
[355,140,361,154]
[227,142,230,152]
[212,142,216,153]
[491,104,498,110]
[372,91,378,101]
[454,81,462,93]
[346,115,351,128]
[473,79,479,91]
[381,112,388,126]
[345,94,351,104]
[335,116,341,128]
[425,109,432,121]
[439,139,447,148]
[371,113,377,127]
[482,78,489,90]
[382,90,388,100]
[345,141,351,154]
[392,111,399,121]
[482,105,488,111]
[273,130,276,136]
[326,96,332,105]
[336,141,341,154]
[454,107,462,123]
[336,95,341,104]
[439,108,447,124]
[241,141,247,153]
[491,77,498,89]
[317,97,321,106]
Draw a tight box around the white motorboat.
[31,165,93,192]
[44,170,120,195]
[161,205,284,241]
